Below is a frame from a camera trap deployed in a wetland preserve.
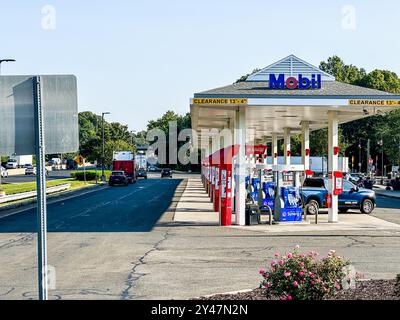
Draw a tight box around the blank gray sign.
[0,75,79,156]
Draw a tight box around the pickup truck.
[301,178,376,215]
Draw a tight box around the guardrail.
[0,184,71,204]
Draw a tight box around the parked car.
[108,171,129,186]
[136,168,148,179]
[301,178,376,215]
[0,166,8,178]
[161,168,172,178]
[24,164,36,175]
[6,159,18,169]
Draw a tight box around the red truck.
[112,151,137,184]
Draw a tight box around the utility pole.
[101,112,110,181]
[378,139,384,185]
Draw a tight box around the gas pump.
[205,164,210,194]
[220,164,232,226]
[273,165,304,223]
[210,165,215,203]
[254,164,275,210]
[246,164,261,203]
[214,165,221,212]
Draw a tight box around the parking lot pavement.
[371,195,400,225]
[0,175,399,300]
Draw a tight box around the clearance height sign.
[349,99,400,107]
[193,98,248,105]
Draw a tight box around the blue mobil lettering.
[269,74,321,90]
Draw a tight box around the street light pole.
[101,112,110,181]
[0,59,16,75]
[378,139,384,185]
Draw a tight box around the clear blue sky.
[1,0,399,131]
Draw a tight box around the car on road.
[24,164,36,175]
[5,159,18,169]
[136,168,148,179]
[147,165,159,172]
[109,171,129,186]
[0,166,8,178]
[301,177,376,215]
[161,168,172,178]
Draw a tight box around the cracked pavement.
[0,174,399,300]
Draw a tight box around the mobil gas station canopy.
[191,55,400,142]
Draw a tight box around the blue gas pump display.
[278,186,303,222]
[262,182,275,210]
[250,178,260,201]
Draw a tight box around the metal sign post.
[33,76,48,300]
[1,74,79,300]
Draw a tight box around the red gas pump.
[208,156,212,198]
[214,164,221,212]
[210,165,215,202]
[218,145,239,226]
[333,171,344,195]
[204,163,209,194]
[220,164,232,226]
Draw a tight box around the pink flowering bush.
[260,246,358,300]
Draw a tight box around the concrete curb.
[0,183,108,215]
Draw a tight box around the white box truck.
[6,155,33,169]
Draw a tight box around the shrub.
[395,274,400,297]
[70,170,109,181]
[259,246,360,300]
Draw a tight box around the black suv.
[161,168,172,178]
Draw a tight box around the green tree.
[320,56,400,167]
[104,140,134,166]
[235,68,261,83]
[78,111,136,164]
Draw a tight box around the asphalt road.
[0,175,399,300]
[372,195,400,225]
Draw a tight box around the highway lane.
[0,178,183,233]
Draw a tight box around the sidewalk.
[174,178,400,232]
[173,178,219,225]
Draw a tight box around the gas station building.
[190,55,400,226]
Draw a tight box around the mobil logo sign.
[269,74,322,90]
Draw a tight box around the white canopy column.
[272,133,278,165]
[301,121,310,171]
[284,128,291,165]
[235,107,246,226]
[328,111,339,223]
